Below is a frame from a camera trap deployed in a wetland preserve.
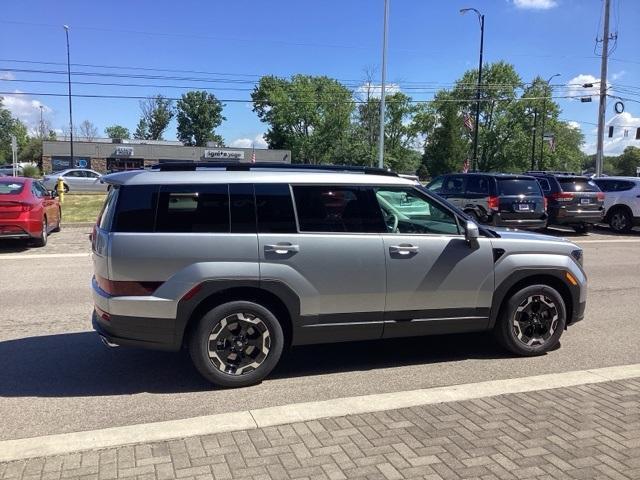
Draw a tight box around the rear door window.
[255,184,297,233]
[442,176,466,195]
[465,176,490,195]
[229,184,256,233]
[497,178,542,196]
[113,185,158,232]
[156,184,230,233]
[293,185,385,233]
[558,178,600,192]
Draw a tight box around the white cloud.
[229,134,268,149]
[355,82,400,99]
[582,112,640,155]
[0,71,15,80]
[513,0,558,10]
[566,74,607,101]
[612,70,626,81]
[567,121,581,130]
[1,90,53,128]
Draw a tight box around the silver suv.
[91,163,587,388]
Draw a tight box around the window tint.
[442,176,466,194]
[86,171,100,178]
[230,184,256,233]
[536,178,552,193]
[594,179,613,192]
[156,184,229,233]
[293,185,385,233]
[98,186,119,230]
[113,185,158,232]
[466,176,490,195]
[255,184,296,233]
[558,178,600,192]
[65,171,83,178]
[427,176,444,192]
[33,182,48,197]
[616,180,636,191]
[0,180,25,195]
[375,187,460,235]
[497,178,542,196]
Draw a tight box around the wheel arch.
[605,203,633,221]
[489,270,576,330]
[177,281,299,350]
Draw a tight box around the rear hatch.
[0,180,27,220]
[496,177,546,220]
[555,177,604,212]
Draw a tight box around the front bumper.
[569,300,586,326]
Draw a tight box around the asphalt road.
[1,227,639,441]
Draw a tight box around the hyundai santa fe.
[91,163,587,388]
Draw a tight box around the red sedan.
[0,177,61,247]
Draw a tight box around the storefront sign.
[114,146,134,156]
[51,156,92,172]
[203,149,245,160]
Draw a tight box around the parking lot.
[0,226,639,443]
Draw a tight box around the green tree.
[133,118,149,140]
[616,146,640,176]
[422,96,469,176]
[0,98,28,165]
[105,125,131,139]
[176,91,225,146]
[252,75,354,164]
[138,95,174,140]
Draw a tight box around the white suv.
[593,177,640,233]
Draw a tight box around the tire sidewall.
[610,208,631,232]
[189,301,284,388]
[498,284,567,356]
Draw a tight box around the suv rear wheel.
[608,207,632,233]
[189,301,284,388]
[495,284,566,356]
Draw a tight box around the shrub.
[21,165,41,178]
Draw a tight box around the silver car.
[42,169,107,193]
[91,163,587,388]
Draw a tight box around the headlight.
[571,249,583,267]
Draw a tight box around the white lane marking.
[0,253,90,260]
[0,363,639,462]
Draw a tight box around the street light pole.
[64,25,74,164]
[460,8,484,172]
[538,73,561,170]
[377,0,390,169]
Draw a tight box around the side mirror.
[465,220,480,246]
[50,190,58,198]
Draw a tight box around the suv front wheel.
[495,284,566,356]
[189,301,284,388]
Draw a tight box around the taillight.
[95,275,162,296]
[551,192,574,202]
[488,196,500,210]
[596,192,605,201]
[543,197,548,210]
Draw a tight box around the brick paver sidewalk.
[2,378,640,480]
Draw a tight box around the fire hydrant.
[57,177,65,204]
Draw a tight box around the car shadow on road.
[0,330,518,397]
[0,239,30,253]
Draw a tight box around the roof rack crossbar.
[151,161,399,177]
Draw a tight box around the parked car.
[42,169,107,193]
[592,176,640,232]
[526,171,605,233]
[91,163,586,388]
[426,173,548,230]
[0,176,61,246]
[0,165,22,176]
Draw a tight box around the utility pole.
[377,0,389,169]
[539,74,561,170]
[530,109,538,170]
[595,0,611,178]
[39,105,44,138]
[460,8,484,172]
[64,25,74,164]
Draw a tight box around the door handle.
[389,244,419,255]
[264,243,299,254]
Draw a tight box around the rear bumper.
[492,214,547,230]
[0,219,40,238]
[92,309,180,351]
[549,207,604,225]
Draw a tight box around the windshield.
[497,178,541,196]
[559,178,600,193]
[0,180,25,195]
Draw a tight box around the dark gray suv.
[91,163,587,388]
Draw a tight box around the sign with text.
[203,149,245,160]
[114,146,134,156]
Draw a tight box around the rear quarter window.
[0,180,25,195]
[112,185,158,232]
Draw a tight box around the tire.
[51,208,62,233]
[465,210,481,223]
[189,301,284,388]
[608,207,633,233]
[32,217,48,247]
[573,223,590,234]
[495,284,567,356]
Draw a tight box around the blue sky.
[1,0,639,154]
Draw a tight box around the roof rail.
[150,161,399,177]
[525,170,581,176]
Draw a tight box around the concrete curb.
[1,363,639,462]
[60,222,94,228]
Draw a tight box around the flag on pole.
[251,143,256,163]
[462,158,470,173]
[463,113,474,132]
